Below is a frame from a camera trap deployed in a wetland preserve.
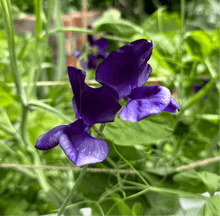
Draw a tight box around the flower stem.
[49,27,132,43]
[1,0,26,106]
[112,143,150,187]
[57,165,88,216]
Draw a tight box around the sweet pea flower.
[35,67,121,166]
[35,39,180,167]
[96,39,180,122]
[75,33,108,70]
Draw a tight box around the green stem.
[0,140,16,155]
[176,77,217,120]
[204,58,219,91]
[149,186,208,200]
[33,0,54,93]
[54,0,66,81]
[113,143,149,187]
[1,0,26,105]
[125,188,150,200]
[57,165,88,216]
[179,0,185,107]
[49,27,132,42]
[28,99,74,123]
[26,0,42,98]
[0,111,26,151]
[92,125,105,138]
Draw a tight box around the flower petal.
[75,51,82,58]
[138,64,152,87]
[35,125,66,150]
[96,39,153,99]
[94,38,108,51]
[119,86,171,122]
[59,120,109,166]
[164,96,180,113]
[79,84,121,125]
[68,67,121,125]
[88,54,99,69]
[80,58,89,70]
[68,66,87,118]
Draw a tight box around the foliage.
[0,0,219,215]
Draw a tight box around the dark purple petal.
[192,84,201,93]
[87,30,94,46]
[94,38,108,51]
[119,86,171,122]
[97,49,109,59]
[68,67,121,125]
[75,51,82,58]
[68,67,87,117]
[35,125,66,150]
[164,96,180,113]
[88,55,99,69]
[138,64,152,87]
[72,97,81,120]
[59,120,109,166]
[96,39,153,99]
[80,85,121,125]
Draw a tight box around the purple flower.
[192,79,210,100]
[96,39,180,122]
[68,67,121,126]
[35,120,109,166]
[35,67,121,166]
[75,33,109,70]
[192,79,209,93]
[36,39,180,166]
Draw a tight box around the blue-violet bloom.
[35,39,180,166]
[75,34,108,70]
[35,67,121,166]
[96,39,180,122]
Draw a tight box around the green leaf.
[173,170,219,195]
[0,81,15,107]
[131,202,142,216]
[107,140,146,170]
[173,170,206,193]
[199,195,219,216]
[142,9,181,33]
[211,28,219,51]
[77,172,113,200]
[104,112,175,146]
[146,191,179,215]
[93,10,143,37]
[197,172,219,196]
[196,114,219,139]
[111,193,131,215]
[185,30,212,61]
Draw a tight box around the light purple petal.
[59,120,109,166]
[80,58,89,70]
[75,51,82,58]
[72,97,81,120]
[96,39,153,99]
[68,67,121,125]
[35,125,66,150]
[164,96,180,113]
[119,86,171,122]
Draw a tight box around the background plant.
[0,0,219,215]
